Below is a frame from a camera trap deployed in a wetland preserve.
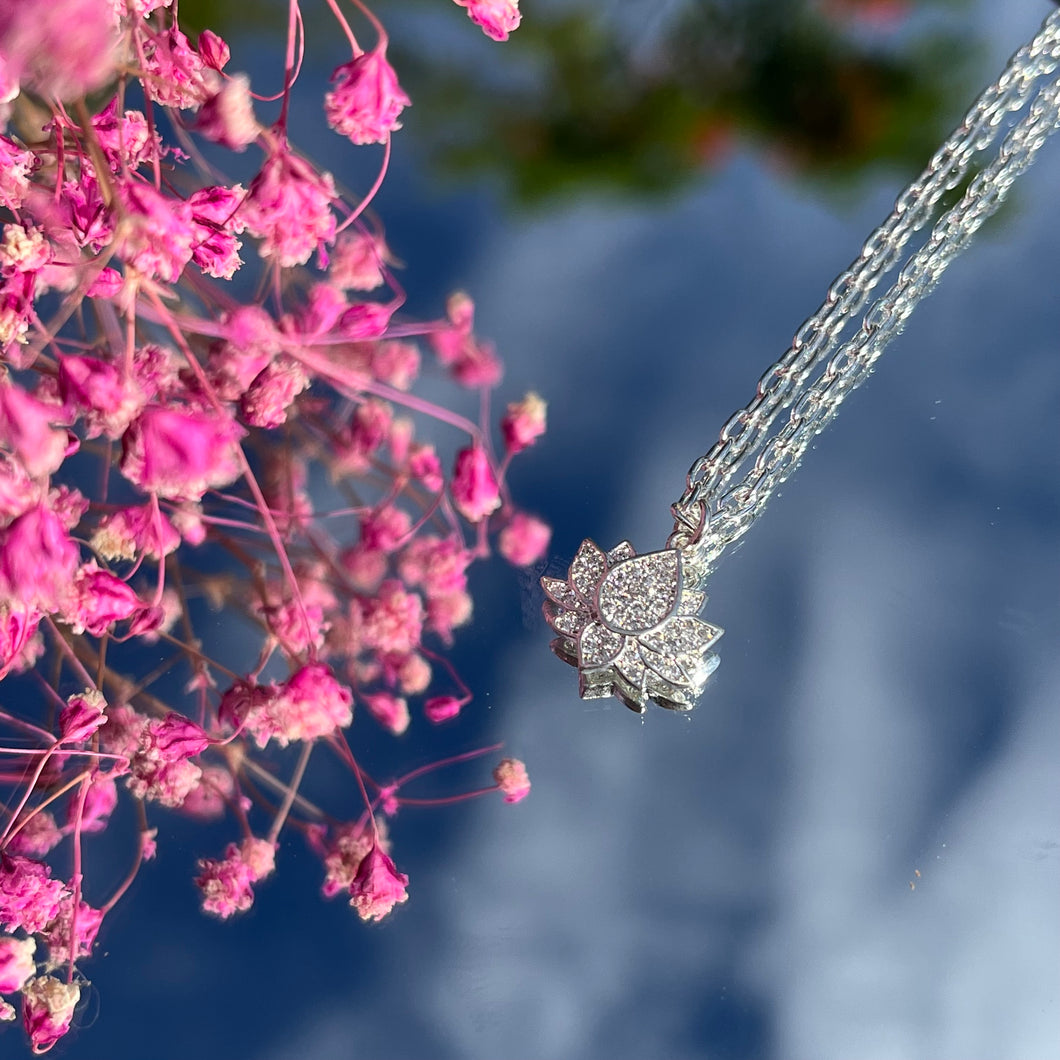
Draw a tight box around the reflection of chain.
[543,10,1060,713]
[670,9,1060,581]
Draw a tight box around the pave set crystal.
[541,539,723,712]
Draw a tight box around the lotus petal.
[569,539,608,602]
[639,615,722,659]
[606,541,636,565]
[541,576,583,611]
[578,621,625,669]
[597,549,681,635]
[544,601,589,638]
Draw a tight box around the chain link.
[670,10,1060,577]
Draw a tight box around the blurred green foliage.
[176,0,979,205]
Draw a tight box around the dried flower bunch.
[0,0,533,1051]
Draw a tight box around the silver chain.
[670,8,1060,581]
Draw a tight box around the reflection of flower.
[541,539,722,713]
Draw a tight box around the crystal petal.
[648,678,696,711]
[544,603,588,639]
[578,621,625,669]
[579,677,616,700]
[569,539,608,602]
[613,679,649,713]
[677,589,705,617]
[606,541,636,565]
[541,576,583,611]
[638,641,688,686]
[639,616,722,658]
[613,640,647,691]
[597,549,680,634]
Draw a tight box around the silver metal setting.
[544,9,1060,711]
[542,540,722,713]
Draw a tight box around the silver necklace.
[541,8,1060,713]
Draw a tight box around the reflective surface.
[77,3,1060,1058]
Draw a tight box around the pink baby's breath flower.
[64,562,143,636]
[218,680,281,748]
[151,713,210,758]
[501,391,547,454]
[398,536,470,596]
[348,841,408,922]
[359,506,412,554]
[60,174,115,252]
[0,935,35,993]
[425,590,473,643]
[337,398,393,474]
[131,343,181,403]
[240,356,308,428]
[197,29,230,70]
[187,184,246,279]
[195,847,253,918]
[118,181,197,283]
[196,72,259,150]
[0,604,42,675]
[277,663,354,743]
[499,512,551,567]
[126,713,208,808]
[396,652,431,694]
[71,772,118,833]
[21,975,80,1054]
[59,689,107,743]
[325,48,411,146]
[91,504,181,562]
[120,404,245,502]
[388,417,414,464]
[59,354,145,440]
[339,300,394,340]
[408,444,444,492]
[0,856,68,935]
[0,136,37,210]
[40,896,104,960]
[453,0,522,41]
[100,703,146,760]
[493,757,531,803]
[0,501,80,614]
[372,341,419,390]
[293,281,347,336]
[0,382,69,478]
[424,695,464,723]
[179,765,235,820]
[363,691,410,736]
[360,580,424,656]
[342,543,387,593]
[330,231,388,290]
[317,819,386,897]
[113,0,173,19]
[85,268,123,300]
[51,486,89,530]
[91,100,155,172]
[6,811,62,858]
[451,445,501,523]
[0,223,50,273]
[241,148,337,268]
[0,0,119,100]
[140,25,207,109]
[239,837,277,882]
[430,292,502,388]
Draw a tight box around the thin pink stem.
[266,740,313,845]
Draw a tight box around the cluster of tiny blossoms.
[0,0,533,1051]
